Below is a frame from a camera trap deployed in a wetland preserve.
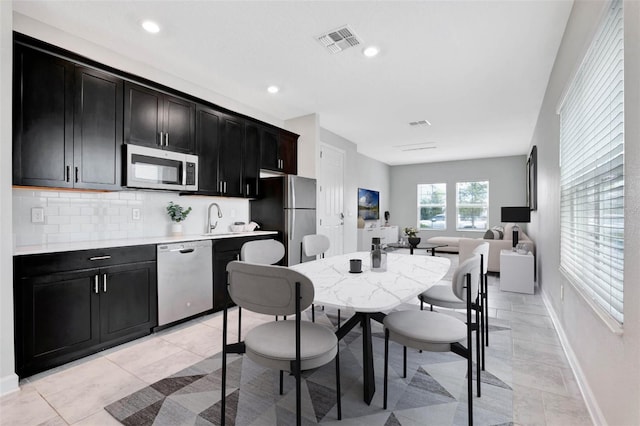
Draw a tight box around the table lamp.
[501,206,530,249]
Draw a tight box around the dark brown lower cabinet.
[212,235,273,312]
[14,246,157,378]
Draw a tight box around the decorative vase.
[408,237,421,248]
[171,223,183,236]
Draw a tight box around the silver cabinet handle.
[165,133,169,146]
[75,167,79,183]
[94,275,99,294]
[246,184,250,195]
[66,166,71,182]
[224,182,227,193]
[159,132,163,146]
[89,255,111,261]
[103,274,107,293]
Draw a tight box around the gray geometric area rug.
[105,308,513,426]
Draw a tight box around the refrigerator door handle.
[291,178,296,210]
[290,209,295,241]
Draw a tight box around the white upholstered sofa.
[427,223,535,273]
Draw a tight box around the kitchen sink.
[201,232,244,237]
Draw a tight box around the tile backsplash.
[13,188,251,247]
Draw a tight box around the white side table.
[500,249,535,294]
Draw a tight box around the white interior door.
[318,143,345,257]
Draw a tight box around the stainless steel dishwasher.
[157,240,213,326]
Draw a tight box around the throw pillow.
[484,229,502,239]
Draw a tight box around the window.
[456,181,488,231]
[417,183,446,229]
[559,0,624,325]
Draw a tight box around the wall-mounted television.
[358,188,380,220]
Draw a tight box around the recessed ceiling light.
[141,20,160,34]
[267,85,280,94]
[363,46,380,58]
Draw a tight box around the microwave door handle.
[182,162,187,186]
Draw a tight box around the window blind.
[559,0,624,324]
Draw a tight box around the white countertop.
[14,230,278,256]
[291,252,450,312]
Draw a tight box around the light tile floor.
[0,268,592,425]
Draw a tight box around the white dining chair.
[418,239,489,371]
[221,261,341,426]
[239,239,286,330]
[301,234,336,324]
[383,255,482,425]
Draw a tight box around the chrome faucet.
[207,202,223,233]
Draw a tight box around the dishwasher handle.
[168,248,195,254]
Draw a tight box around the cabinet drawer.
[15,245,156,277]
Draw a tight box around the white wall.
[389,156,527,240]
[528,0,640,424]
[319,128,390,254]
[0,0,18,395]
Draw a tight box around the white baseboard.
[540,288,607,426]
[0,372,19,396]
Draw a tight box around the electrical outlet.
[31,207,44,223]
[132,208,141,221]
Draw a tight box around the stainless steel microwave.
[124,144,198,191]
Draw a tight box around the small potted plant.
[166,201,192,236]
[403,226,420,248]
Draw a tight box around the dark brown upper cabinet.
[13,44,122,190]
[196,106,261,198]
[260,128,298,175]
[195,105,222,194]
[124,82,195,154]
[243,123,261,198]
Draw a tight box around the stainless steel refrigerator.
[250,175,316,266]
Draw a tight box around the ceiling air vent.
[394,142,437,152]
[317,26,361,54]
[409,120,432,127]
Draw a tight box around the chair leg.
[403,346,407,378]
[465,273,474,426]
[484,274,489,347]
[312,304,315,322]
[221,307,228,426]
[338,309,341,328]
[335,349,342,420]
[479,296,485,371]
[420,298,424,310]
[237,307,242,343]
[476,307,481,397]
[383,328,389,410]
[468,341,474,426]
[279,370,284,395]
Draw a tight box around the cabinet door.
[99,261,157,342]
[13,45,74,187]
[244,123,261,197]
[279,131,298,175]
[16,270,100,377]
[196,106,222,194]
[260,128,279,171]
[212,249,240,312]
[219,115,244,197]
[163,95,195,154]
[124,82,162,148]
[74,66,123,190]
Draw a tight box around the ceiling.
[12,0,574,166]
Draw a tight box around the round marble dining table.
[291,251,451,405]
[291,251,451,312]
